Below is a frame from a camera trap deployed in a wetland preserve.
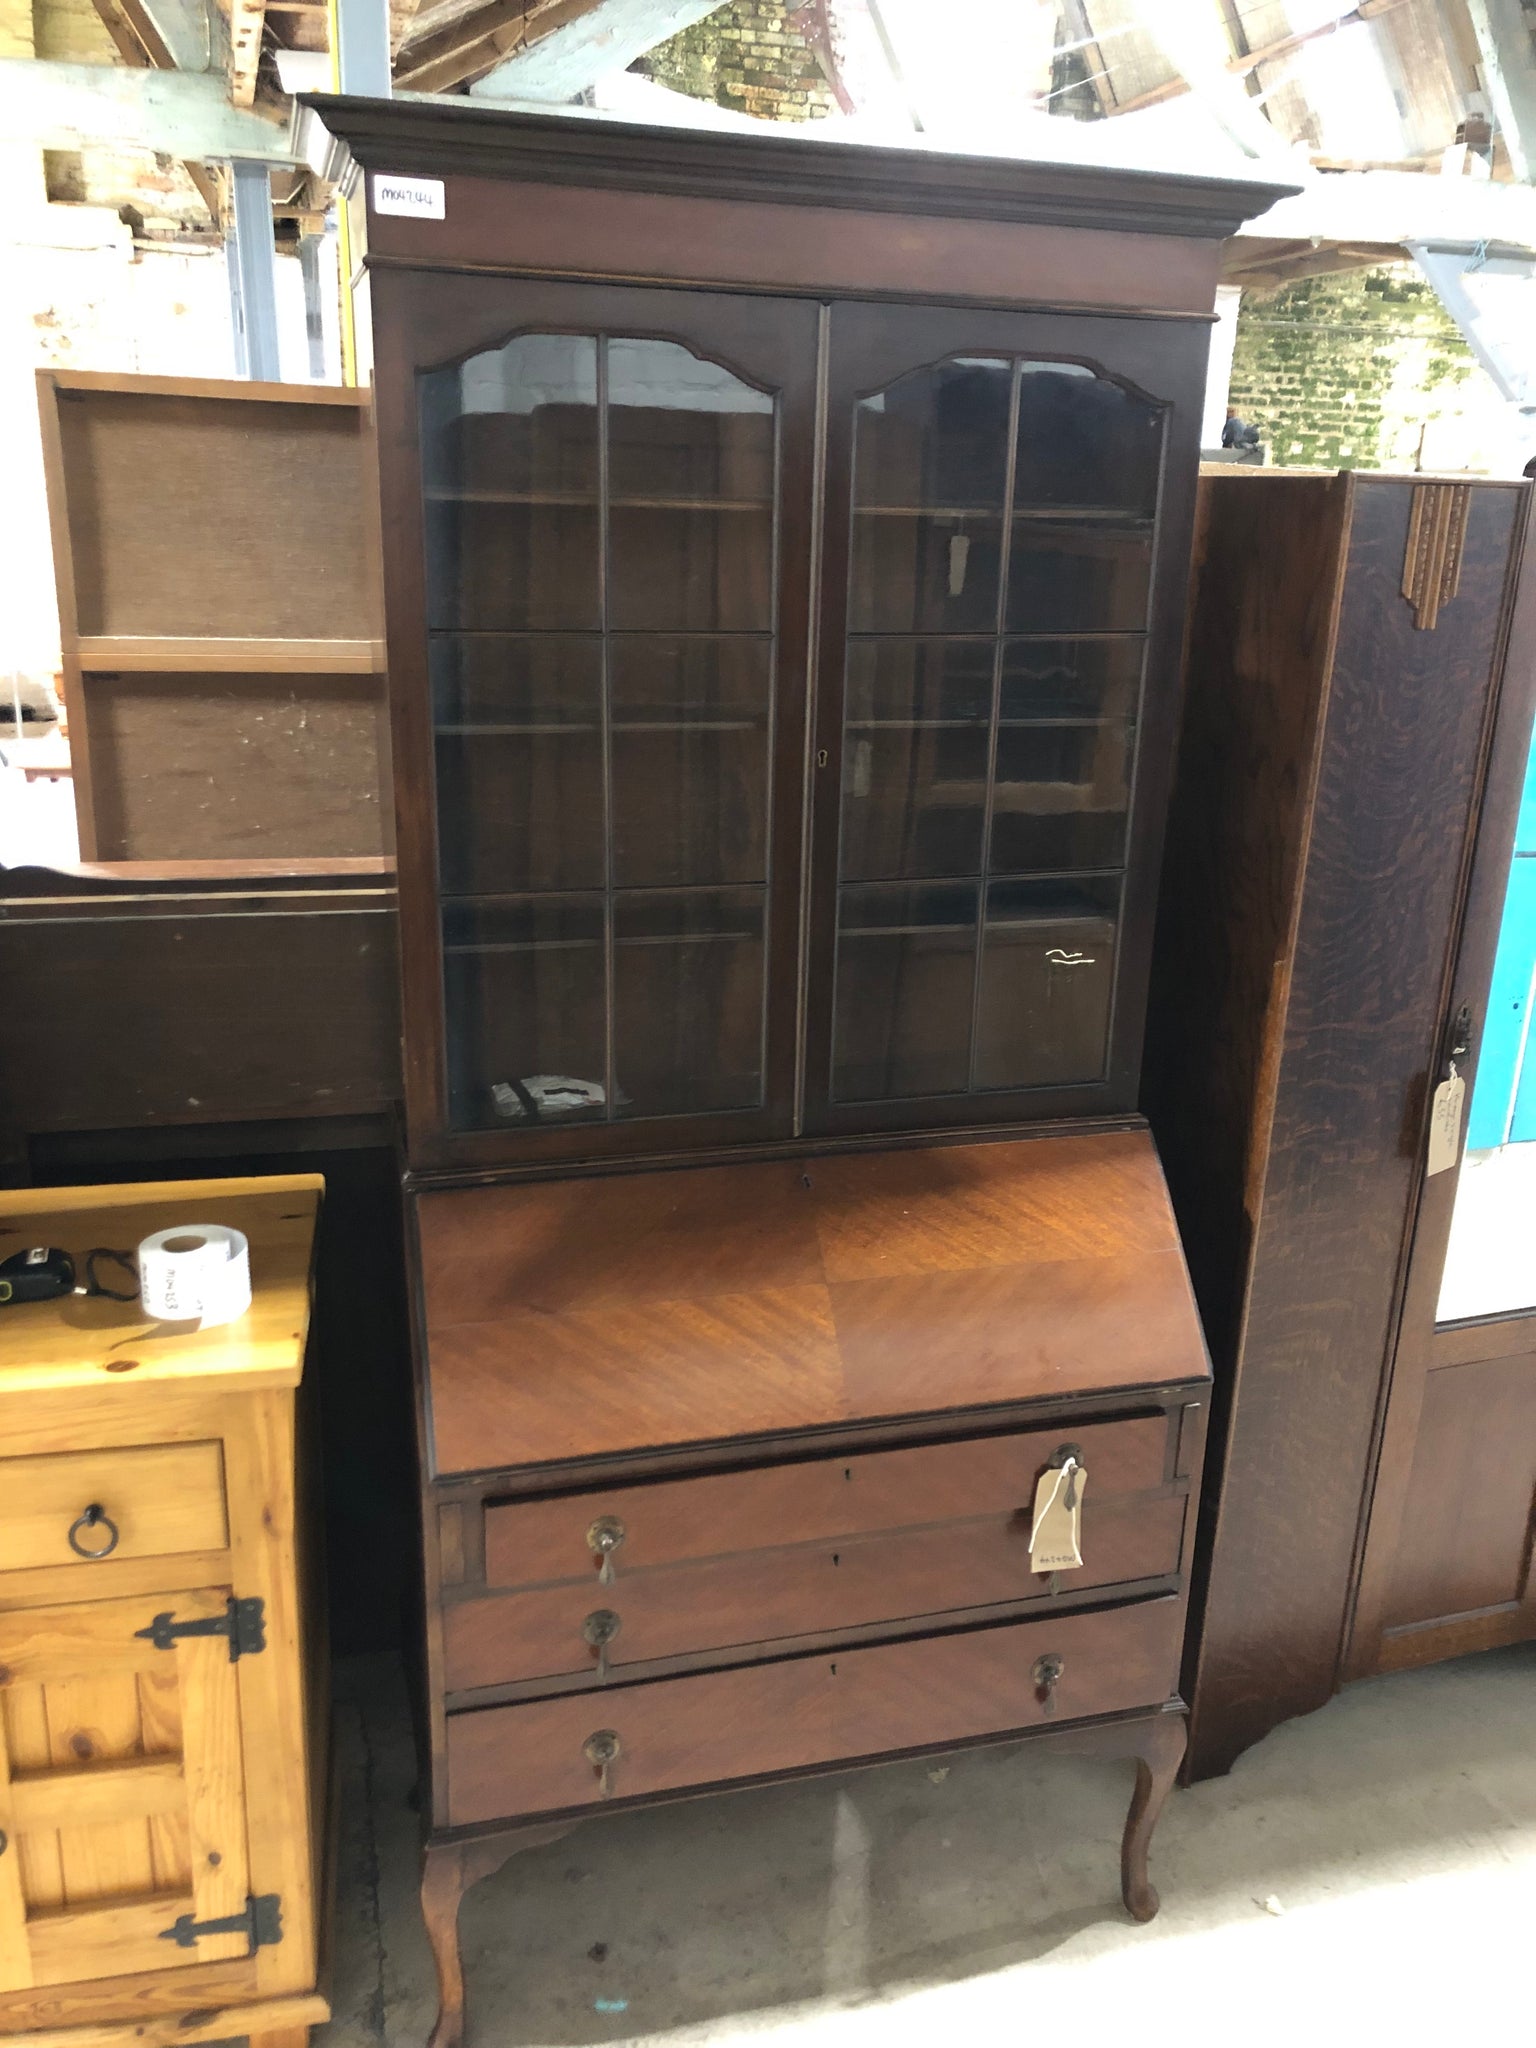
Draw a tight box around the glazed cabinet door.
[0,1590,256,1991]
[372,273,819,1170]
[804,303,1207,1133]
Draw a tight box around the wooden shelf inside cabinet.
[77,636,387,675]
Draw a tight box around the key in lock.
[582,1606,622,1682]
[582,1728,621,1799]
[1032,1652,1065,1717]
[587,1515,626,1586]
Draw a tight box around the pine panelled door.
[0,1177,327,2048]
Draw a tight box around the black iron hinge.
[160,1893,282,1952]
[135,1596,266,1661]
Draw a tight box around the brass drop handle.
[587,1515,626,1586]
[68,1504,120,1560]
[583,1728,621,1799]
[1032,1653,1065,1717]
[582,1607,622,1682]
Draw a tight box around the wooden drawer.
[446,1594,1182,1825]
[482,1415,1169,1590]
[446,1490,1185,1691]
[0,1443,228,1576]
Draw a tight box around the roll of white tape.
[137,1224,252,1329]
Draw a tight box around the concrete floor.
[324,1642,1536,2048]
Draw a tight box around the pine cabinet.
[0,1177,326,2048]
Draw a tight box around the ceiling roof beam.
[228,0,269,105]
[1112,0,1408,117]
[0,57,301,159]
[393,0,578,92]
[87,0,229,217]
[466,0,726,100]
[1464,0,1536,182]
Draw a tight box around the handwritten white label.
[1426,1071,1465,1176]
[373,174,446,220]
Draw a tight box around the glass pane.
[614,888,766,1116]
[833,881,978,1101]
[848,359,1012,634]
[1014,363,1162,516]
[834,351,1159,1108]
[442,895,607,1131]
[420,336,599,631]
[419,332,780,1136]
[611,638,771,889]
[1006,523,1153,635]
[1436,826,1536,1322]
[607,338,774,631]
[840,724,989,882]
[974,877,1118,1090]
[990,721,1131,875]
[1000,637,1143,724]
[846,638,994,726]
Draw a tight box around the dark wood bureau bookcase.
[310,93,1290,2046]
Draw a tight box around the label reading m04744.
[373,174,446,219]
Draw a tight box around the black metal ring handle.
[68,1503,120,1559]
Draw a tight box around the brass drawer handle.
[67,1504,120,1560]
[582,1607,622,1682]
[1032,1653,1064,1717]
[587,1515,626,1585]
[583,1728,621,1799]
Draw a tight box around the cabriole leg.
[1121,1712,1186,1923]
[422,1825,577,2048]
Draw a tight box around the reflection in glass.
[615,889,766,1116]
[442,895,607,1131]
[419,334,779,1133]
[834,882,979,1101]
[833,352,1160,1104]
[974,877,1118,1090]
[421,335,600,632]
[1013,363,1161,515]
[848,358,1011,634]
[990,723,1130,875]
[611,637,771,890]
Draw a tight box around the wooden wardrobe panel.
[1148,474,1528,1780]
[1380,1349,1536,1635]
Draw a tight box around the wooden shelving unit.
[38,371,391,867]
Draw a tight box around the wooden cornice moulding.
[301,93,1299,240]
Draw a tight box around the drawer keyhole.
[67,1504,120,1560]
[582,1607,622,1683]
[583,1728,621,1799]
[587,1516,626,1587]
[1032,1653,1065,1717]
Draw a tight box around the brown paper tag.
[1029,1459,1086,1573]
[1426,1072,1465,1177]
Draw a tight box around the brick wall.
[638,0,833,122]
[1228,263,1509,473]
